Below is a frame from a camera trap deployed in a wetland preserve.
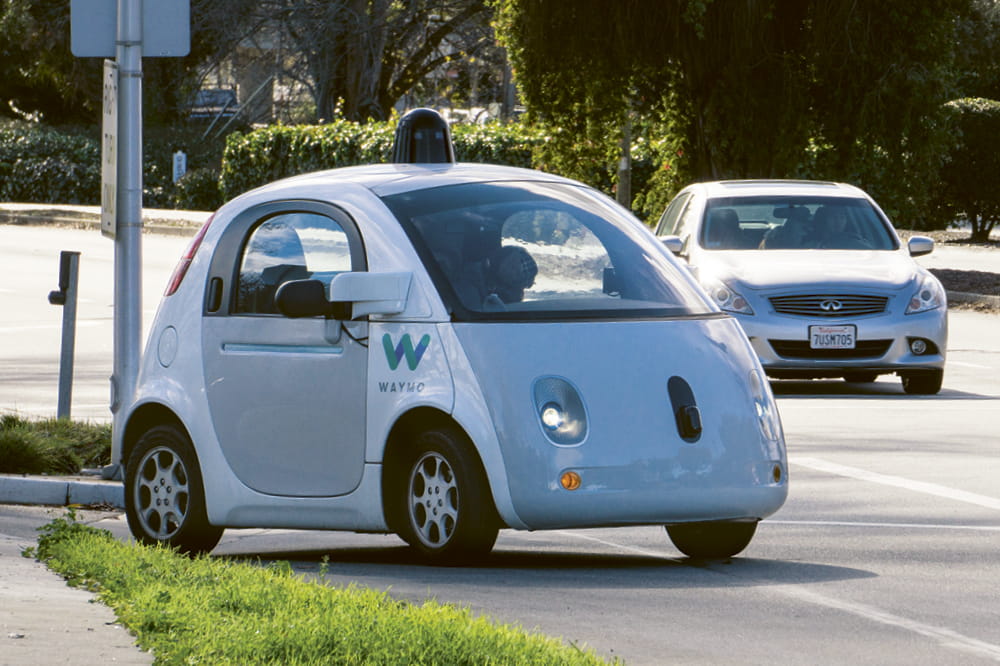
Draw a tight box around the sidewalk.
[0,533,152,665]
[0,477,136,664]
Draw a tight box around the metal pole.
[49,251,81,420]
[112,0,142,441]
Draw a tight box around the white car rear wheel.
[124,424,223,554]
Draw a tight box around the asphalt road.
[2,223,999,664]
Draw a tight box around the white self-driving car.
[656,180,947,395]
[115,113,787,563]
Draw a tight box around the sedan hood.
[702,250,921,291]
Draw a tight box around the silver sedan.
[656,179,947,394]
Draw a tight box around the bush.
[220,120,546,200]
[172,167,223,211]
[0,122,100,204]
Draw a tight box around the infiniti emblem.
[819,299,843,312]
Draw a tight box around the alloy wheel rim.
[134,446,190,539]
[408,452,459,548]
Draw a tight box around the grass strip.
[0,414,110,474]
[29,511,615,665]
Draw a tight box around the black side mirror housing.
[275,279,351,319]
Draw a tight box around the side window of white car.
[235,213,352,314]
[656,192,691,236]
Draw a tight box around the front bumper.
[736,306,947,378]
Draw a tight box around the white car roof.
[692,179,870,199]
[246,162,582,199]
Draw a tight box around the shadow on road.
[216,541,874,591]
[770,379,990,400]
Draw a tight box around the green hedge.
[2,119,662,219]
[219,119,544,200]
[0,123,100,204]
[0,121,230,211]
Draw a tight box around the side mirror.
[275,279,340,318]
[660,235,685,255]
[907,235,934,258]
[275,272,413,319]
[328,272,412,319]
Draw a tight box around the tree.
[239,0,495,122]
[0,0,100,123]
[494,0,973,222]
[0,0,258,125]
[936,98,1000,242]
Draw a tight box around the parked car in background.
[655,180,947,395]
[114,112,788,564]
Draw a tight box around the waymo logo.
[382,333,431,371]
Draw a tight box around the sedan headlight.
[905,274,946,314]
[701,277,754,315]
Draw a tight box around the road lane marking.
[771,585,1000,661]
[793,456,1000,511]
[768,520,1000,532]
[559,530,1000,661]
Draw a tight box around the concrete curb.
[0,474,123,509]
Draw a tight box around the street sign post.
[71,0,189,476]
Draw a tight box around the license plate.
[809,324,856,349]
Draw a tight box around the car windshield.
[381,181,713,320]
[702,196,898,251]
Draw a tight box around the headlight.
[906,274,945,314]
[701,277,754,315]
[533,377,588,446]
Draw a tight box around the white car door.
[201,201,369,497]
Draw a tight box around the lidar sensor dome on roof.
[392,108,456,164]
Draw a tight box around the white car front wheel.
[396,427,498,564]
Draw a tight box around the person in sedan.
[813,206,874,249]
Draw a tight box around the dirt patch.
[928,268,1000,295]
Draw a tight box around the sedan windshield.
[382,181,713,320]
[702,196,898,251]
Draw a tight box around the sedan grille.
[768,294,888,317]
[769,339,893,360]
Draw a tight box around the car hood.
[700,250,921,291]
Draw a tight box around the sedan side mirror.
[660,235,685,255]
[907,235,935,258]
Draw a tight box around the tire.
[124,424,223,555]
[666,520,758,559]
[394,426,498,564]
[901,369,943,395]
[843,372,878,383]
